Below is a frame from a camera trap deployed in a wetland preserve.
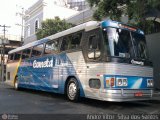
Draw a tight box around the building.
[24,0,84,44]
[0,34,21,81]
[66,0,87,11]
[66,8,94,25]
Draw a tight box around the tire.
[14,76,19,90]
[67,78,80,102]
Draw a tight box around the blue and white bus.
[6,20,154,102]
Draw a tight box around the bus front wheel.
[67,78,79,102]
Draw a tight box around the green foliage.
[36,17,74,40]
[87,0,130,21]
[87,0,160,33]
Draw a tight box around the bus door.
[84,28,103,96]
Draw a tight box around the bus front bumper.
[99,89,154,102]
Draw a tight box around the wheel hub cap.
[69,83,76,98]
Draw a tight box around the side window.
[22,48,31,59]
[31,44,44,57]
[7,72,10,80]
[44,40,59,54]
[14,52,22,61]
[61,36,69,51]
[8,54,14,61]
[60,32,82,51]
[88,35,101,59]
[69,32,82,49]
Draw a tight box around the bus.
[6,20,154,102]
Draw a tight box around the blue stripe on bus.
[18,53,84,97]
[104,75,153,89]
[17,53,85,97]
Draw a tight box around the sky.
[0,0,38,36]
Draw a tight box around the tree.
[87,0,160,33]
[87,0,130,21]
[36,17,74,40]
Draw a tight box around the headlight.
[117,79,123,86]
[147,79,153,87]
[123,78,128,86]
[116,78,128,87]
[150,80,153,86]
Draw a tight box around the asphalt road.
[0,82,160,120]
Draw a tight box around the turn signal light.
[111,78,115,87]
[106,77,115,88]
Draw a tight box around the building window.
[27,26,30,37]
[35,19,39,33]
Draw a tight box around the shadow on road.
[9,87,65,100]
[7,86,160,110]
[80,98,152,108]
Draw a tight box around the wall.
[146,32,160,90]
[43,2,78,20]
[24,0,44,44]
[66,8,94,25]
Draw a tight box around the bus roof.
[8,20,144,54]
[101,20,144,35]
[8,21,99,54]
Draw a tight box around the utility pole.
[16,5,30,45]
[0,25,10,82]
[16,6,28,45]
[21,7,24,43]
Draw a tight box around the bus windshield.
[103,27,149,60]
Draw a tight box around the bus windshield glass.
[103,27,149,60]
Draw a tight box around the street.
[0,83,160,120]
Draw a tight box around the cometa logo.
[33,58,53,68]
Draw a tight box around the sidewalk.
[153,90,160,100]
[0,81,12,89]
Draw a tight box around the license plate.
[134,92,143,97]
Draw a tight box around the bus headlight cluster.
[116,78,128,86]
[147,79,153,87]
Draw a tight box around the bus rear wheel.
[67,78,79,102]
